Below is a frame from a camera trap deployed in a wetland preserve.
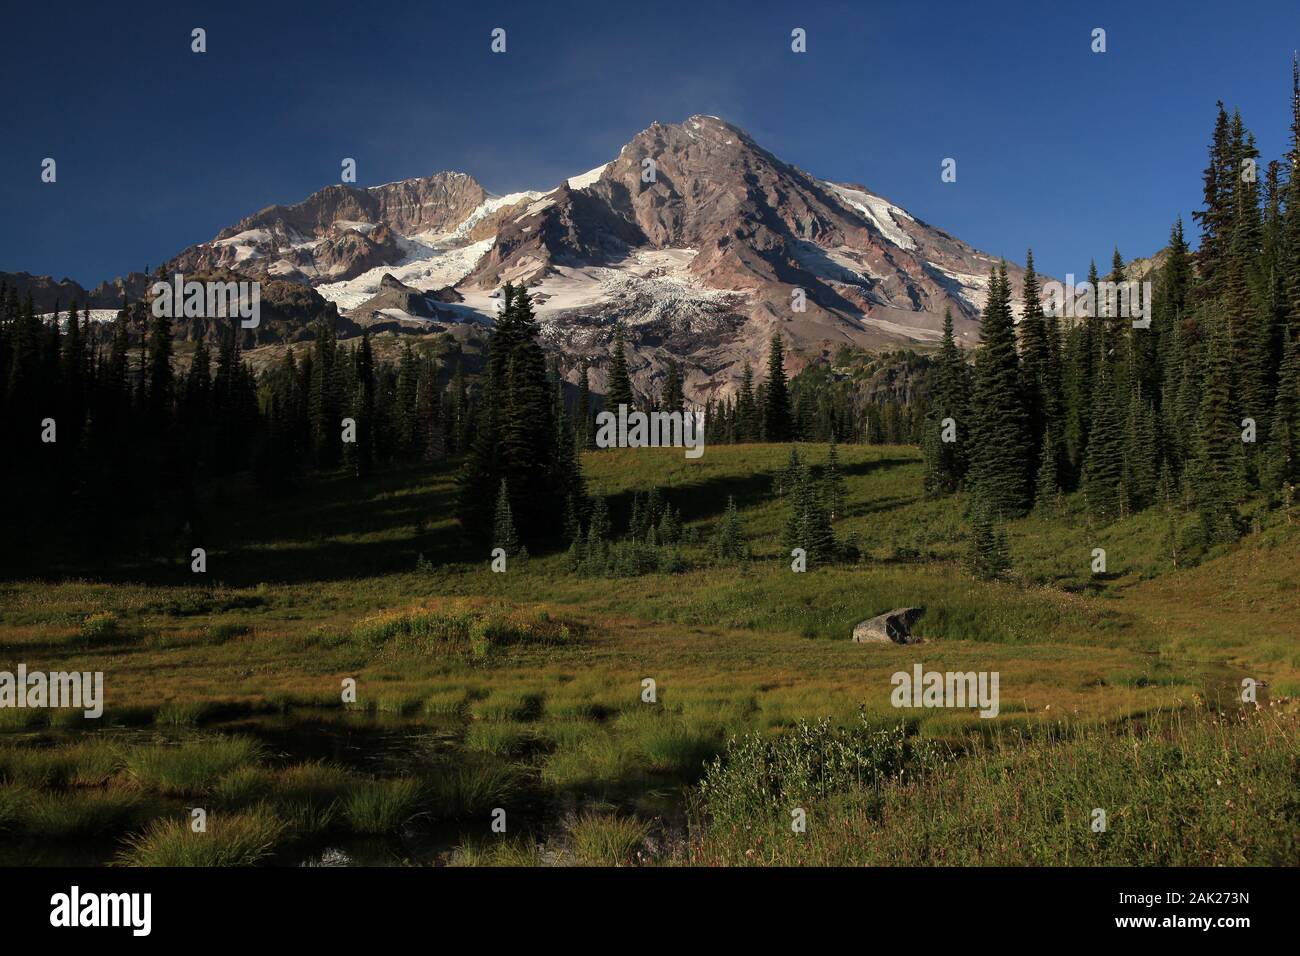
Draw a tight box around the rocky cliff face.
[166,172,492,285]
[454,115,1023,401]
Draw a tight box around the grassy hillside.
[1,443,1296,865]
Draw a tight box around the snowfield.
[567,162,610,190]
[437,248,749,333]
[316,235,494,310]
[824,183,918,251]
[39,310,123,326]
[211,228,272,262]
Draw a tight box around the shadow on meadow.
[42,461,466,588]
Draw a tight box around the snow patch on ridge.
[317,236,495,311]
[212,228,272,263]
[933,266,992,312]
[449,190,544,241]
[825,183,917,251]
[567,163,610,190]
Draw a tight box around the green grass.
[116,807,287,867]
[449,836,546,867]
[0,785,31,830]
[2,444,1298,865]
[0,737,123,788]
[422,760,519,821]
[123,736,263,795]
[23,789,144,840]
[568,812,654,866]
[341,777,425,833]
[690,705,1300,866]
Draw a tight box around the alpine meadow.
[0,3,1297,935]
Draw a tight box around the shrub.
[359,604,577,658]
[697,713,952,830]
[208,621,251,644]
[80,611,119,643]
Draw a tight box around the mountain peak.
[72,114,1028,402]
[633,114,756,153]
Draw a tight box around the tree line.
[924,61,1300,567]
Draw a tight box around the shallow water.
[1,707,673,867]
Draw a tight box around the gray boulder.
[852,607,925,645]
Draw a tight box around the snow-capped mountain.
[15,116,1030,401]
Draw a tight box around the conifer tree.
[967,263,1032,516]
[966,496,1010,580]
[1193,101,1233,295]
[1123,387,1159,511]
[712,495,747,561]
[353,331,376,476]
[1033,426,1062,515]
[762,333,794,442]
[146,303,174,424]
[1018,250,1051,477]
[779,445,802,494]
[1193,318,1244,542]
[493,479,520,556]
[395,341,418,459]
[735,360,759,442]
[1284,55,1300,339]
[576,357,593,449]
[782,463,836,566]
[1264,332,1300,498]
[309,318,344,467]
[457,284,572,546]
[1083,357,1126,522]
[923,308,970,495]
[606,322,634,413]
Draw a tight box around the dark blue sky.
[3,0,1298,286]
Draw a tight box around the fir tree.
[762,333,794,441]
[779,445,802,494]
[967,263,1032,516]
[735,360,759,442]
[1018,249,1051,479]
[782,463,836,566]
[492,479,520,556]
[576,357,593,449]
[1193,318,1244,542]
[1193,101,1233,295]
[606,322,634,413]
[146,304,174,424]
[1033,426,1062,515]
[966,496,1011,580]
[923,307,970,495]
[1083,357,1126,522]
[712,495,747,561]
[352,331,376,476]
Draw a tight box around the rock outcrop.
[851,607,926,645]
